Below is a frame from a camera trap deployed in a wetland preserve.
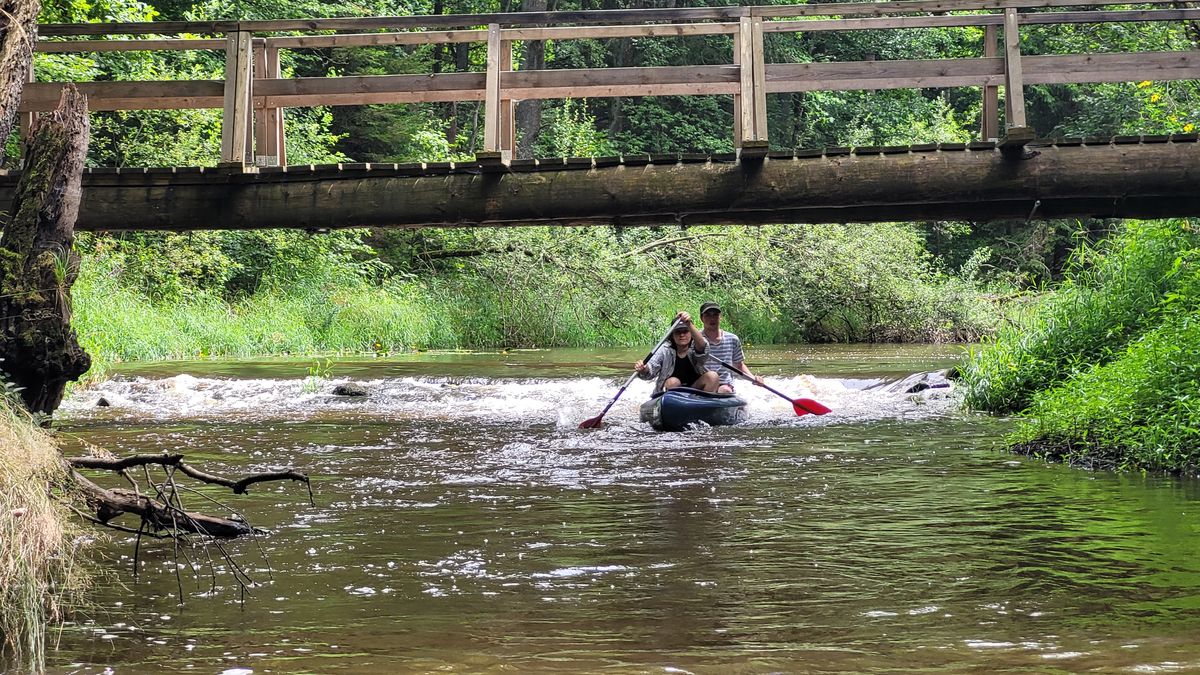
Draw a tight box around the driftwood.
[0,86,91,415]
[69,453,313,539]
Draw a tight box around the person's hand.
[676,311,693,326]
[752,375,765,387]
[635,360,649,374]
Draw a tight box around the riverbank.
[960,218,1200,474]
[0,397,86,671]
[72,224,1001,378]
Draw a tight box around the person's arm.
[731,336,763,386]
[677,311,707,353]
[736,361,764,386]
[635,344,665,380]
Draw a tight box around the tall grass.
[0,396,87,671]
[960,218,1200,473]
[1011,310,1200,472]
[71,224,1000,373]
[959,220,1200,414]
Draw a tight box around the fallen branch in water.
[70,453,313,499]
[68,453,313,538]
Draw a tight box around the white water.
[62,372,956,429]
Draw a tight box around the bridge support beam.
[981,24,999,142]
[480,23,514,165]
[8,141,1198,230]
[1001,8,1032,158]
[734,16,768,154]
[220,30,253,166]
[254,46,285,167]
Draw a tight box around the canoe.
[639,387,748,431]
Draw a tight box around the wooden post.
[737,17,755,145]
[253,44,268,165]
[500,39,515,156]
[982,24,999,141]
[481,23,506,161]
[732,28,743,148]
[737,16,768,158]
[1003,8,1027,130]
[220,30,253,166]
[265,47,286,166]
[751,17,767,143]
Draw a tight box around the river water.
[51,345,1200,673]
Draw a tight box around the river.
[51,345,1200,673]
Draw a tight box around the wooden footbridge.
[8,0,1200,229]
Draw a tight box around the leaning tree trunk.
[0,86,92,416]
[0,0,40,149]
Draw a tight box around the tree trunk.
[0,0,40,155]
[0,85,91,416]
[515,0,548,159]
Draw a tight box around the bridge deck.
[1,136,1196,230]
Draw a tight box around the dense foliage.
[960,219,1200,473]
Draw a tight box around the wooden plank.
[36,0,1186,36]
[749,0,1181,19]
[765,58,1005,92]
[764,8,1200,33]
[765,14,1001,33]
[484,24,501,153]
[220,31,253,164]
[501,23,736,40]
[36,38,226,52]
[1019,8,1200,26]
[264,47,284,165]
[254,45,268,163]
[982,24,998,140]
[732,29,742,147]
[738,18,755,144]
[20,80,226,111]
[501,39,514,153]
[1003,7,1026,129]
[751,17,767,142]
[1023,52,1200,84]
[266,29,484,50]
[21,51,1198,115]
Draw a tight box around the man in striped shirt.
[698,301,764,394]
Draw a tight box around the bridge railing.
[26,0,1200,167]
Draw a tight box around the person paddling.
[634,312,720,395]
[698,301,764,394]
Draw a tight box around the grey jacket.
[637,341,711,395]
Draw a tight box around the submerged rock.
[332,383,368,397]
[95,397,110,407]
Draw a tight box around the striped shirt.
[704,330,745,386]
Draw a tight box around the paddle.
[712,356,832,416]
[579,320,680,429]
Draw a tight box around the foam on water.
[61,371,956,428]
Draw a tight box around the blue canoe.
[638,387,748,431]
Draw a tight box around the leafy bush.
[959,220,1200,413]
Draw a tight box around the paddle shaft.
[580,320,680,427]
[712,356,830,415]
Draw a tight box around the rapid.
[50,345,1200,673]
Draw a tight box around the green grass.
[959,220,1200,414]
[959,218,1200,473]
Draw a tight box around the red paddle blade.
[793,398,832,416]
[579,415,605,429]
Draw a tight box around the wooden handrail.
[24,0,1200,167]
[36,0,1191,37]
[36,8,1200,53]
